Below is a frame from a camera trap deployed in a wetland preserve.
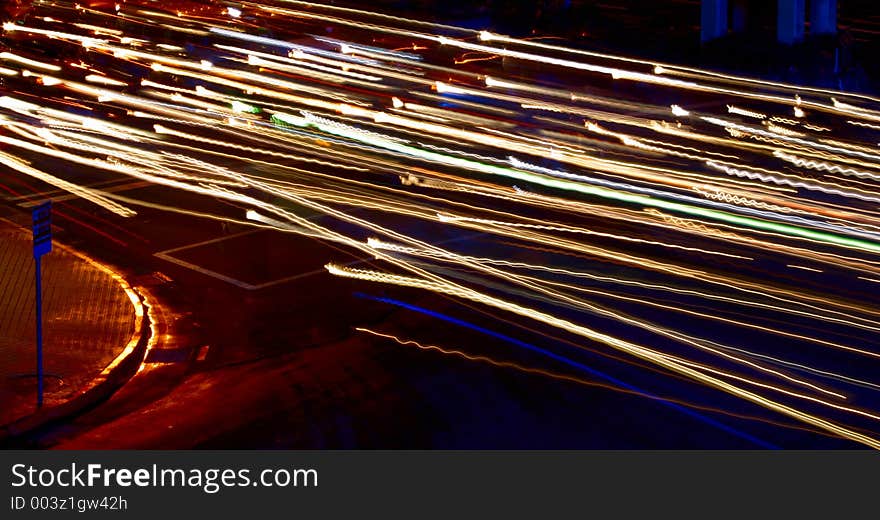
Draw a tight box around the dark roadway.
[0,174,858,449]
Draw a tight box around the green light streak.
[231,100,260,114]
[272,114,880,255]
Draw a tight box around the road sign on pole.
[32,200,52,408]
[33,201,52,258]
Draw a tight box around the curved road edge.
[0,241,154,446]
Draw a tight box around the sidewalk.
[0,219,142,427]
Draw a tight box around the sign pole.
[35,253,43,408]
[32,200,52,409]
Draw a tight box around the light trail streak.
[355,327,844,441]
[293,113,880,254]
[367,238,880,385]
[330,265,880,449]
[352,297,784,448]
[0,151,135,216]
[435,212,880,330]
[435,213,753,260]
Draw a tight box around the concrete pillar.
[701,0,728,42]
[777,0,805,45]
[810,0,837,35]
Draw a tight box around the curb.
[0,235,153,446]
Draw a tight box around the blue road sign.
[32,201,52,258]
